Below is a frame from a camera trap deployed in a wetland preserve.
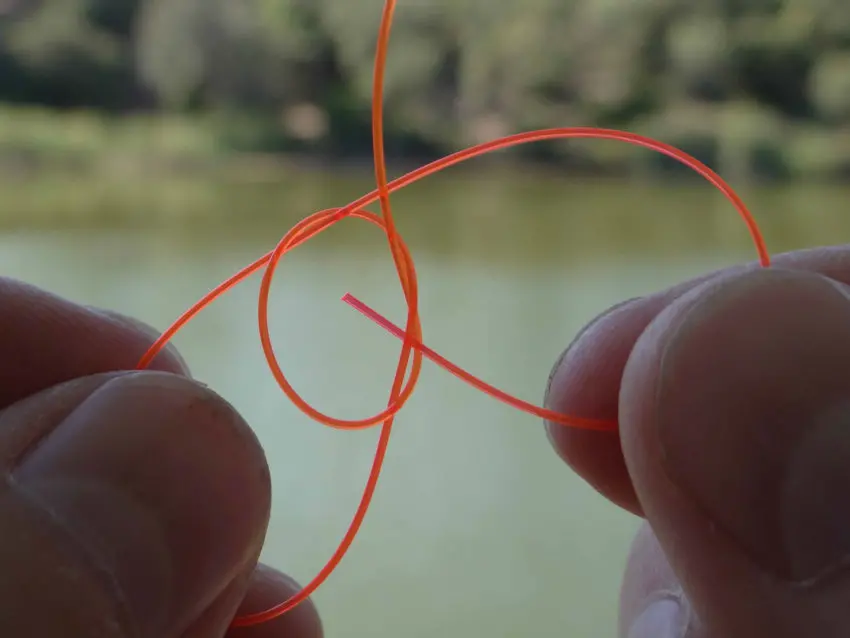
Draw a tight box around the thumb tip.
[2,371,270,636]
[617,267,850,635]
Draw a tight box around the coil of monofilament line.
[135,0,771,628]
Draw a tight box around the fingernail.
[627,597,684,638]
[656,269,850,583]
[11,371,270,635]
[544,297,641,408]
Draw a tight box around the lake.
[1,169,847,637]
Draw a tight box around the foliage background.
[2,0,849,180]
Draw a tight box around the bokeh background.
[1,1,849,636]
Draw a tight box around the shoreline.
[1,107,848,185]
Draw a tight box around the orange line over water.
[135,0,770,627]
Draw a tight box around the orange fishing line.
[135,0,771,628]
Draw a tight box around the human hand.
[0,278,322,637]
[11,243,850,638]
[544,245,850,637]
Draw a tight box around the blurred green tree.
[0,0,142,108]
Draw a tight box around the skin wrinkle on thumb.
[0,374,129,470]
[13,476,162,633]
[0,482,135,637]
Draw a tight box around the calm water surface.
[1,172,847,637]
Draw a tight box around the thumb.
[618,268,850,638]
[0,371,271,637]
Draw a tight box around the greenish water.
[1,173,848,637]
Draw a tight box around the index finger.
[0,277,187,410]
[543,244,850,515]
